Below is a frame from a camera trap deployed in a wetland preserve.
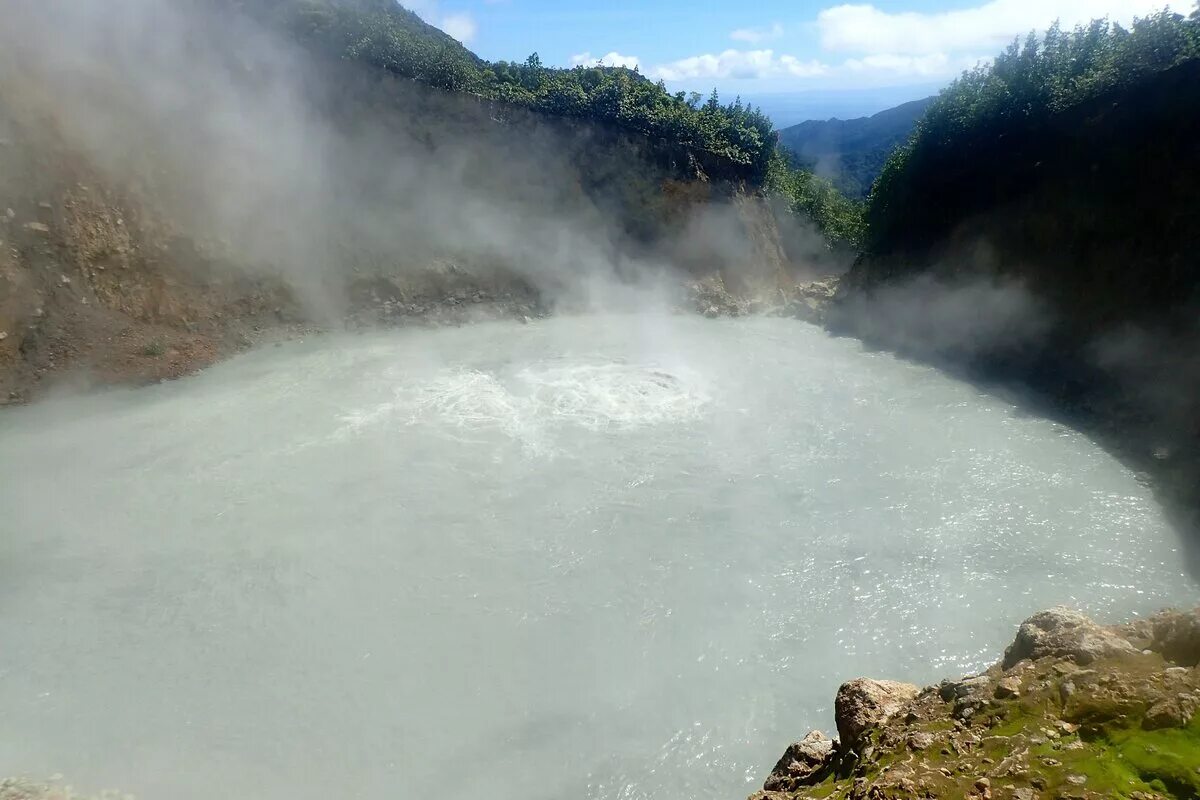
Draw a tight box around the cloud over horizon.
[569,51,642,69]
[574,0,1184,90]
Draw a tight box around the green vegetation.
[866,8,1200,256]
[766,151,865,250]
[1096,718,1200,797]
[250,0,775,179]
[788,652,1200,800]
[231,0,867,250]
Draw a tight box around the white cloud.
[842,52,984,77]
[730,23,785,43]
[817,0,1175,56]
[568,51,642,70]
[577,0,1181,90]
[649,49,827,81]
[440,11,477,44]
[399,2,479,45]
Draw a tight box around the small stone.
[1059,681,1076,704]
[995,676,1021,699]
[24,222,50,234]
[1066,775,1087,786]
[1011,789,1037,800]
[59,274,71,286]
[38,201,52,210]
[975,777,991,790]
[1041,757,1061,767]
[5,208,14,218]
[0,331,7,341]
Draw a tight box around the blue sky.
[405,0,1186,121]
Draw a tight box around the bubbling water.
[0,314,1193,800]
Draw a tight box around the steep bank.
[752,608,1200,800]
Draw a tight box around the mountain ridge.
[777,96,935,198]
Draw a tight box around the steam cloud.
[0,0,837,324]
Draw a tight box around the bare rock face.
[1002,607,1136,669]
[1150,608,1200,666]
[762,730,835,792]
[834,678,920,747]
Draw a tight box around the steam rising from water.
[0,315,1193,799]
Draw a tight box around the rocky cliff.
[753,608,1200,800]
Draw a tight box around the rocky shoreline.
[752,608,1200,800]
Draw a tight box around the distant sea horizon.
[738,82,946,129]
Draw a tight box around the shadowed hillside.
[777,97,934,199]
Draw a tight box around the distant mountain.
[777,96,934,199]
[742,84,944,129]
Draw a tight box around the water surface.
[0,315,1192,799]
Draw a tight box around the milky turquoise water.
[0,315,1193,799]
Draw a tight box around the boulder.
[907,731,936,751]
[1002,608,1136,669]
[1150,608,1200,666]
[1142,694,1199,730]
[762,730,834,792]
[835,678,920,747]
[940,675,991,701]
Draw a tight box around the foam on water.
[338,358,709,452]
[0,314,1194,800]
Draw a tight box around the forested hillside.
[237,0,774,180]
[861,8,1200,327]
[777,97,933,198]
[840,7,1200,523]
